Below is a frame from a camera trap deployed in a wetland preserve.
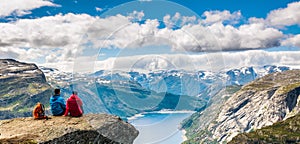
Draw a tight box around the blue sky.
[0,0,300,72]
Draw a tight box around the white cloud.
[0,13,97,62]
[102,51,300,72]
[281,34,300,47]
[128,10,145,21]
[0,0,58,17]
[164,22,283,51]
[266,1,300,27]
[0,11,290,67]
[95,7,103,12]
[44,50,300,72]
[163,12,197,28]
[202,10,242,25]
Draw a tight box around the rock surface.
[230,114,300,143]
[0,59,52,120]
[0,114,139,144]
[183,70,300,143]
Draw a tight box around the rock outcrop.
[0,114,139,144]
[183,70,300,143]
[230,114,300,143]
[0,59,52,120]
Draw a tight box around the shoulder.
[58,96,65,100]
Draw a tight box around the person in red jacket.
[64,91,83,117]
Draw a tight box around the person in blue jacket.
[50,89,66,116]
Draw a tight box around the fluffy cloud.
[281,34,300,47]
[162,22,283,51]
[163,12,197,28]
[43,50,300,72]
[128,11,145,21]
[95,7,103,12]
[0,0,58,17]
[98,51,300,72]
[1,3,299,68]
[0,13,97,62]
[266,1,300,27]
[0,11,285,63]
[202,10,242,25]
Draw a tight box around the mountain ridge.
[183,70,300,143]
[0,59,52,120]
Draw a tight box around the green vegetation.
[230,114,300,143]
[242,81,274,91]
[278,82,300,95]
[0,67,52,120]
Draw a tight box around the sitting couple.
[50,89,84,117]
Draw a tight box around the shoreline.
[181,129,188,142]
[127,110,195,121]
[128,110,193,143]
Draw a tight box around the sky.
[0,0,300,72]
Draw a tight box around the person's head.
[54,89,60,95]
[72,91,78,95]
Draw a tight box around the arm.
[58,97,66,109]
[78,98,83,106]
[33,107,38,119]
[76,97,84,114]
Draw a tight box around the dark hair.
[54,89,60,95]
[72,91,78,95]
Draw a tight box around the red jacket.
[64,94,83,117]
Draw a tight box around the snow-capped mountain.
[39,64,295,119]
[41,65,293,98]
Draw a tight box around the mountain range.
[1,59,299,143]
[39,64,292,117]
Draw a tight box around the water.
[128,111,194,144]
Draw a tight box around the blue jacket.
[50,95,66,116]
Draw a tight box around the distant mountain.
[37,64,294,122]
[182,70,300,143]
[44,77,206,119]
[0,59,52,120]
[41,65,291,99]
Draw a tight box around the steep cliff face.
[230,114,300,143]
[0,59,52,120]
[0,114,139,144]
[183,70,300,143]
[182,85,241,144]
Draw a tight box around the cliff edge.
[0,114,139,144]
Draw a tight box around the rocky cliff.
[183,70,300,143]
[0,114,139,144]
[230,113,300,143]
[0,59,52,120]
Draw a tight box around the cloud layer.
[0,1,300,72]
[42,50,300,72]
[266,1,300,27]
[0,0,58,17]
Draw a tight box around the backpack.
[33,102,48,120]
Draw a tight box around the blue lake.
[128,112,193,144]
